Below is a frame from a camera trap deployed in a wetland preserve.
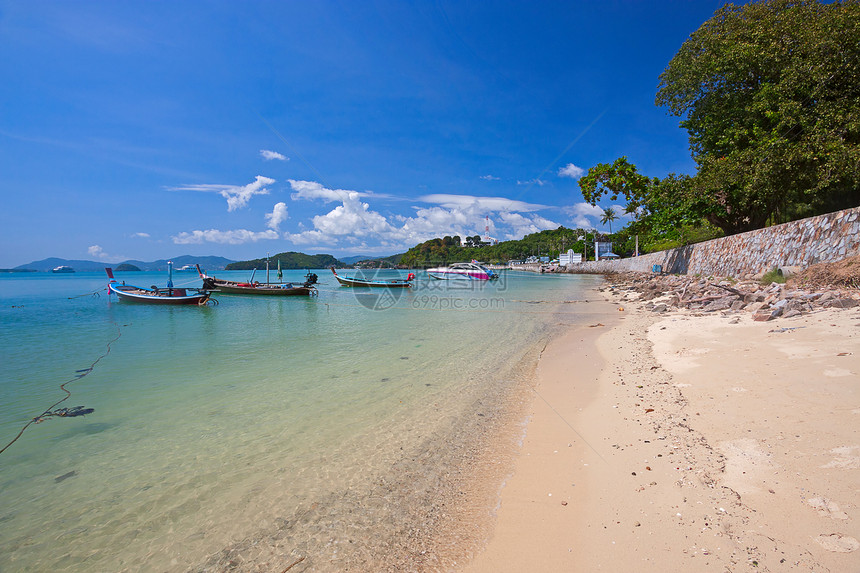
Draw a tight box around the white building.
[559,249,582,265]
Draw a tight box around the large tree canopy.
[578,156,655,211]
[656,0,860,234]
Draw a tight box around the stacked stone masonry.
[569,206,860,277]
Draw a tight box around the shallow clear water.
[0,269,603,571]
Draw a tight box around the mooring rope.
[67,287,105,299]
[0,322,123,456]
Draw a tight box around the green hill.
[226,252,344,270]
[400,227,592,267]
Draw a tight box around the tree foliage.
[578,157,655,212]
[400,227,603,267]
[656,0,860,234]
[600,207,619,233]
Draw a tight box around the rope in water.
[67,287,105,299]
[0,322,123,456]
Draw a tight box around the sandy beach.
[464,280,860,572]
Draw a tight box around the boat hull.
[427,271,491,280]
[210,283,315,295]
[332,275,412,288]
[425,262,498,281]
[108,283,210,305]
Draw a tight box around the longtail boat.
[330,267,414,288]
[197,264,318,296]
[106,264,212,305]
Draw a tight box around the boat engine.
[201,277,218,290]
[303,272,319,287]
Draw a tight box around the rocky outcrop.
[602,271,860,322]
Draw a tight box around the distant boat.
[197,264,318,296]
[52,265,75,273]
[106,263,212,305]
[176,264,197,272]
[330,267,414,288]
[426,261,498,281]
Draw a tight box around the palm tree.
[600,207,618,234]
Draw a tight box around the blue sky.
[0,0,727,267]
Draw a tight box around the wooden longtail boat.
[106,265,212,305]
[197,264,318,296]
[330,267,414,288]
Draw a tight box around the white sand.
[464,292,860,572]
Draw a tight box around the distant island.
[13,255,235,273]
[226,252,344,271]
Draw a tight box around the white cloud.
[170,175,275,211]
[419,194,546,212]
[265,202,289,230]
[498,212,560,239]
[287,188,396,245]
[516,178,546,186]
[131,232,150,239]
[558,163,586,179]
[88,244,124,261]
[289,179,370,204]
[172,229,279,245]
[569,202,604,218]
[260,149,288,161]
[283,181,564,250]
[563,202,631,230]
[480,174,499,181]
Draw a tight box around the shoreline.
[462,298,620,571]
[463,280,860,571]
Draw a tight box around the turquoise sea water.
[0,269,604,571]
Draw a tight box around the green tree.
[600,206,619,233]
[656,0,860,234]
[578,157,655,212]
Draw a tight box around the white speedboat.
[426,262,498,280]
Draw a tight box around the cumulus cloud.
[88,245,122,261]
[170,175,275,211]
[419,194,546,213]
[287,184,396,245]
[289,179,371,203]
[265,202,289,230]
[283,181,562,250]
[563,202,632,230]
[498,212,560,239]
[131,232,150,239]
[172,229,279,245]
[260,149,288,161]
[558,163,586,179]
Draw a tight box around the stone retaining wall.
[566,206,860,278]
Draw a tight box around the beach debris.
[281,556,306,572]
[55,470,77,483]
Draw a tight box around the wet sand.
[464,286,860,572]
